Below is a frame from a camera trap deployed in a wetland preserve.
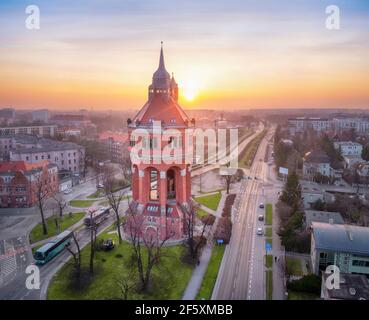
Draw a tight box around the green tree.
[280,171,301,208]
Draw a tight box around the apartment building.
[334,141,363,157]
[0,125,57,137]
[8,136,85,173]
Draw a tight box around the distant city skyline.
[0,0,368,110]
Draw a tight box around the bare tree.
[53,194,67,218]
[102,167,126,244]
[221,167,244,194]
[115,266,137,300]
[125,201,171,292]
[66,232,82,279]
[181,202,215,260]
[34,172,52,235]
[88,208,99,275]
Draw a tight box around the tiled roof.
[0,160,51,173]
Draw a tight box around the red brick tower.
[127,43,194,240]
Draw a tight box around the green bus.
[33,230,73,265]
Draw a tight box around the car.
[63,189,72,195]
[101,238,115,251]
[254,177,258,180]
[248,176,252,180]
[259,203,264,209]
[258,215,264,221]
[257,228,263,236]
[97,183,104,188]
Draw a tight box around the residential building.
[332,117,369,135]
[9,136,85,173]
[0,161,58,208]
[334,141,363,157]
[321,273,369,300]
[304,210,344,230]
[98,131,128,163]
[288,117,330,135]
[303,150,331,179]
[311,221,369,276]
[32,109,50,123]
[0,125,57,137]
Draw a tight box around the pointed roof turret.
[152,42,171,89]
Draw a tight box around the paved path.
[182,191,227,300]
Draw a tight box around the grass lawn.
[266,270,273,300]
[286,257,303,276]
[195,192,221,211]
[238,129,267,168]
[196,208,209,219]
[265,203,273,225]
[29,212,85,244]
[87,190,104,199]
[288,291,318,300]
[265,227,272,237]
[47,230,194,300]
[69,200,96,208]
[265,255,273,269]
[196,245,225,300]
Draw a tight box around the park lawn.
[47,230,194,300]
[196,245,225,300]
[196,208,209,219]
[265,255,273,269]
[29,212,85,244]
[265,227,272,237]
[195,192,221,211]
[69,199,96,208]
[266,270,273,300]
[288,291,318,300]
[286,257,303,276]
[265,203,273,225]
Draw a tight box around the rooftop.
[305,210,344,229]
[304,150,330,164]
[322,273,369,300]
[312,222,369,256]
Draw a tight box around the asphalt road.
[212,127,275,300]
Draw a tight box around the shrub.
[287,274,321,295]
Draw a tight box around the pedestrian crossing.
[0,240,17,286]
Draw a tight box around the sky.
[0,0,368,111]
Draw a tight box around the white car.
[257,228,263,236]
[63,189,72,195]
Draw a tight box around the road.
[212,126,275,300]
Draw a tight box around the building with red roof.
[0,160,58,208]
[126,44,194,241]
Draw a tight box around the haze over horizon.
[0,0,368,111]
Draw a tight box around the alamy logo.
[325,5,340,30]
[25,265,40,290]
[25,5,40,30]
[325,265,340,290]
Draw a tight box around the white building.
[9,136,85,173]
[0,125,57,137]
[288,117,330,135]
[334,141,363,157]
[332,117,369,135]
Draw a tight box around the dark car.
[259,203,264,209]
[101,238,115,251]
[258,215,264,221]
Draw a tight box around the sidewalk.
[182,191,227,300]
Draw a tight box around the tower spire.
[159,41,165,69]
